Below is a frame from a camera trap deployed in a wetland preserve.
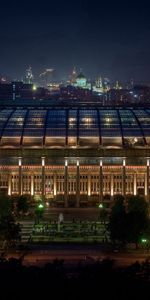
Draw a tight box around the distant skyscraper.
[93,77,104,94]
[114,81,122,90]
[70,67,77,84]
[25,66,34,84]
[95,77,103,89]
[130,78,134,88]
[103,77,111,92]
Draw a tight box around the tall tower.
[114,81,122,90]
[130,78,134,89]
[96,76,103,89]
[25,66,34,84]
[70,67,77,84]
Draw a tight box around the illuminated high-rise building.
[95,77,103,89]
[93,77,104,94]
[70,67,77,84]
[25,66,34,84]
[103,78,111,92]
[114,80,122,90]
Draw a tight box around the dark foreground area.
[1,256,150,299]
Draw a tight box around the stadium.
[0,100,150,207]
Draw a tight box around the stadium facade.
[0,101,150,207]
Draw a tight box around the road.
[2,246,150,267]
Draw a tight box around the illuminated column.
[111,173,114,197]
[41,157,45,198]
[8,174,12,196]
[18,157,22,195]
[64,158,68,207]
[88,174,91,196]
[99,159,103,201]
[31,174,34,196]
[76,158,80,207]
[122,158,126,197]
[145,173,147,197]
[54,173,57,197]
[146,159,149,201]
[134,173,137,195]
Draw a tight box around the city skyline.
[0,0,150,81]
[1,66,150,86]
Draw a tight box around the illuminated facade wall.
[0,155,149,207]
[0,106,150,206]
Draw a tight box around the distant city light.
[33,85,37,91]
[105,117,112,124]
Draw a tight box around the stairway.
[19,221,34,244]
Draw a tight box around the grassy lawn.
[29,221,109,243]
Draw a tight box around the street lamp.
[98,203,104,224]
[99,203,103,209]
[141,238,147,244]
[38,203,44,210]
[98,202,108,226]
[35,202,45,222]
[141,238,149,252]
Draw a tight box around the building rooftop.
[76,73,86,79]
[0,105,150,149]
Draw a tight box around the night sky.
[0,0,150,82]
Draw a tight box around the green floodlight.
[38,203,44,210]
[99,203,103,209]
[141,238,147,244]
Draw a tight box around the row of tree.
[0,193,31,216]
[0,194,45,247]
[108,195,150,248]
[0,194,22,246]
[0,192,150,249]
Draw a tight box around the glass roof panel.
[2,110,27,137]
[68,109,77,137]
[23,110,46,137]
[45,109,66,137]
[119,110,143,137]
[0,109,14,136]
[79,109,99,137]
[99,109,121,137]
[0,108,150,147]
[133,110,150,136]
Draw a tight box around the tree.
[113,194,125,203]
[0,215,21,242]
[16,195,30,214]
[108,196,127,245]
[108,195,150,248]
[126,196,150,248]
[0,193,21,247]
[0,193,12,217]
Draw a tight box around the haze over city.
[1,0,150,81]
